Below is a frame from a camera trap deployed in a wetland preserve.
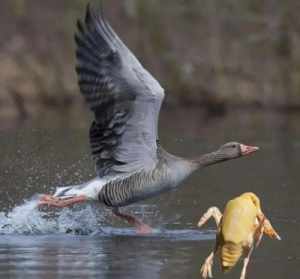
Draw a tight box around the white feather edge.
[53,177,108,200]
[53,172,136,201]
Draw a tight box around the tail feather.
[53,186,77,198]
[52,178,106,200]
[220,242,243,272]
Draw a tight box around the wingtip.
[76,19,84,33]
[85,2,93,24]
[74,32,81,47]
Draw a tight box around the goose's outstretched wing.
[75,5,165,177]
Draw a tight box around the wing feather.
[75,4,165,177]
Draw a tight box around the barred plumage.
[98,158,170,207]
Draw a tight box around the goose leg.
[38,194,87,208]
[198,207,222,227]
[112,207,153,234]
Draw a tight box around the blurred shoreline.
[1,0,300,120]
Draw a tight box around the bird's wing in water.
[75,5,165,177]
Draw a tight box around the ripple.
[92,227,215,241]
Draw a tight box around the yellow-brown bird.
[197,192,281,279]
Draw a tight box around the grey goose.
[39,4,259,234]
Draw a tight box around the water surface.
[0,108,299,278]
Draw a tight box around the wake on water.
[0,195,214,240]
[0,195,164,236]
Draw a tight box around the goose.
[39,4,259,234]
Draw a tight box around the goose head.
[217,142,259,159]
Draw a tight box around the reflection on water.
[0,234,203,279]
[0,108,299,278]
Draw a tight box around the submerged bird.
[39,5,259,233]
[198,192,281,279]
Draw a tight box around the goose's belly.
[98,171,186,208]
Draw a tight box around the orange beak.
[240,144,259,156]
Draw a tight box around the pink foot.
[38,195,61,207]
[38,194,87,208]
[112,208,153,234]
[136,223,153,235]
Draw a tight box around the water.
[0,108,299,278]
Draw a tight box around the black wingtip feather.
[85,3,92,25]
[74,33,82,47]
[76,19,85,34]
[85,2,100,27]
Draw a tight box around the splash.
[0,195,105,235]
[0,195,162,236]
[0,196,212,240]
